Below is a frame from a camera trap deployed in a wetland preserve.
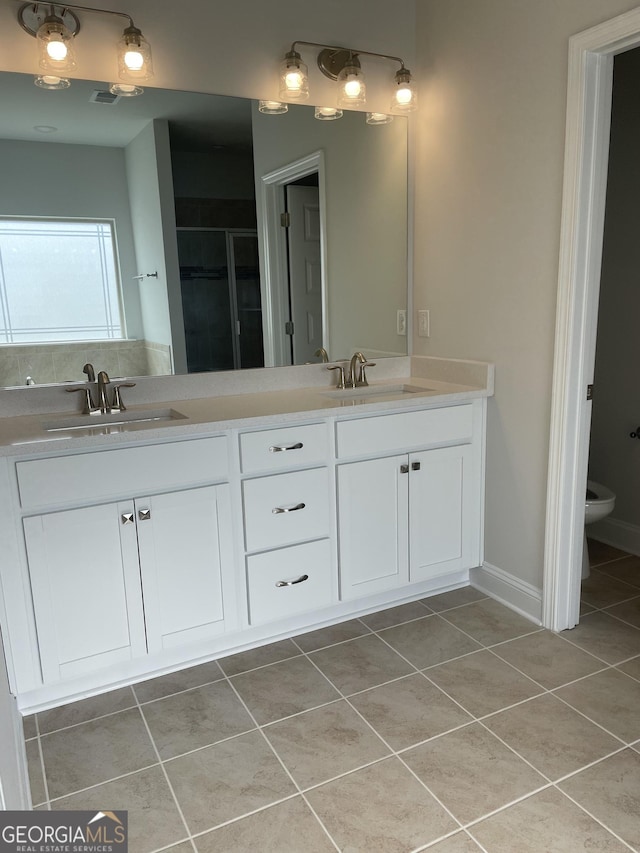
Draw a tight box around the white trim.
[588,518,640,558]
[257,151,328,367]
[471,562,542,626]
[544,8,640,632]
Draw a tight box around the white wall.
[589,48,640,535]
[414,0,640,589]
[252,103,408,360]
[0,138,142,338]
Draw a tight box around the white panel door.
[337,455,409,599]
[287,185,322,364]
[409,445,474,582]
[136,486,231,653]
[24,503,147,683]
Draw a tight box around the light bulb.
[279,50,309,101]
[46,37,68,62]
[124,49,144,71]
[344,79,363,99]
[117,24,153,82]
[337,58,366,108]
[392,68,417,113]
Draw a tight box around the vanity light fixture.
[17,2,153,96]
[258,100,289,115]
[314,106,343,121]
[279,41,417,114]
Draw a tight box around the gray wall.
[589,48,640,537]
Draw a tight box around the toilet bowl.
[583,480,616,579]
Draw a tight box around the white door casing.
[545,8,640,631]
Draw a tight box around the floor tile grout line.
[552,781,638,852]
[550,688,632,747]
[132,675,228,707]
[36,697,140,738]
[290,631,372,656]
[549,742,630,787]
[218,662,344,852]
[130,697,198,852]
[552,629,626,666]
[600,608,640,631]
[298,641,467,838]
[220,650,304,679]
[34,728,51,809]
[46,761,162,804]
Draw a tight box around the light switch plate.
[418,309,430,337]
[397,309,407,336]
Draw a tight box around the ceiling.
[0,71,254,151]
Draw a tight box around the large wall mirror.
[0,71,408,389]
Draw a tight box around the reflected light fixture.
[259,100,289,115]
[17,3,153,96]
[314,106,343,121]
[366,112,393,125]
[278,41,417,116]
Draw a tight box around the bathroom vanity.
[0,356,493,712]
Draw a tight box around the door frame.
[544,8,640,631]
[257,151,328,366]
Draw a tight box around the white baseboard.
[470,562,543,626]
[588,517,640,557]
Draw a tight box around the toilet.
[583,480,616,579]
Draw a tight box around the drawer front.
[336,405,473,458]
[239,423,328,473]
[17,437,229,509]
[247,539,334,625]
[243,467,330,551]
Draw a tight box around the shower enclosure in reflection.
[177,228,264,373]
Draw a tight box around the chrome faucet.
[314,347,329,363]
[97,370,111,413]
[347,352,377,388]
[82,363,96,382]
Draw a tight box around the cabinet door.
[136,485,234,653]
[409,444,474,582]
[337,455,409,599]
[24,504,147,684]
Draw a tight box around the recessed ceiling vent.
[89,89,121,106]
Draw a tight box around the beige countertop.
[0,357,494,457]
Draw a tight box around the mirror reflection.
[0,71,408,389]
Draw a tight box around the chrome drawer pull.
[121,512,134,525]
[272,502,306,514]
[138,508,151,521]
[269,442,303,453]
[276,574,309,588]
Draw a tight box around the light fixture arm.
[18,2,138,39]
[290,40,407,73]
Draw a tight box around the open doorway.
[544,9,640,631]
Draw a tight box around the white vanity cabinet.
[16,437,235,686]
[336,404,481,600]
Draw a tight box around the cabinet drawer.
[239,423,328,473]
[246,540,334,625]
[336,405,473,458]
[17,437,228,509]
[243,467,330,551]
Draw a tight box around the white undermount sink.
[321,383,430,400]
[42,408,187,433]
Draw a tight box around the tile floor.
[23,541,640,852]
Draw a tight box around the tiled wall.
[0,340,172,387]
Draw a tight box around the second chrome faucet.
[67,363,136,414]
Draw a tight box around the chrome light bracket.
[18,3,81,38]
[317,48,359,81]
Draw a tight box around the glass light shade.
[117,26,154,82]
[337,63,366,108]
[36,16,76,73]
[314,106,343,121]
[259,100,289,115]
[392,69,417,113]
[34,75,71,90]
[279,51,309,101]
[110,82,144,97]
[366,112,394,125]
